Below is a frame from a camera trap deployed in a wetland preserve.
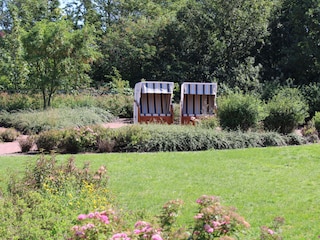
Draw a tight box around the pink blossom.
[99,215,110,224]
[151,234,163,240]
[77,214,87,220]
[87,212,95,218]
[204,224,214,233]
[71,225,79,231]
[194,213,204,219]
[212,221,221,228]
[134,221,149,228]
[111,233,131,240]
[134,229,142,234]
[86,223,95,229]
[267,229,274,235]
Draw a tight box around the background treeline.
[1,0,320,116]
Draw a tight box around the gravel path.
[0,120,130,156]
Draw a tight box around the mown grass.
[0,144,319,239]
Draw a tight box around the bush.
[36,130,63,152]
[0,128,20,142]
[312,111,320,133]
[0,93,42,111]
[3,155,112,239]
[218,93,265,131]
[197,116,219,129]
[301,82,320,119]
[32,124,308,154]
[0,107,115,134]
[264,88,309,134]
[18,136,35,153]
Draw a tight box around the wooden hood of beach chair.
[180,82,217,124]
[133,82,174,124]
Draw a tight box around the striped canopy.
[140,82,174,94]
[182,82,217,95]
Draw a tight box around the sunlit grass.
[1,144,319,239]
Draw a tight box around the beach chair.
[180,82,217,124]
[133,81,174,124]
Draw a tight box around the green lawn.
[1,144,319,239]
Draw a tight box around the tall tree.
[0,4,28,91]
[22,20,100,108]
[151,0,275,91]
[259,0,320,85]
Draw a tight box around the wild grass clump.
[0,107,115,134]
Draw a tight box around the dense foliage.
[263,88,309,134]
[218,93,264,131]
[0,0,320,113]
[30,124,308,154]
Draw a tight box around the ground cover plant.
[0,107,115,134]
[33,124,308,154]
[0,144,319,239]
[0,92,134,118]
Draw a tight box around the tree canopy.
[1,0,320,107]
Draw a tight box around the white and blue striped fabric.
[134,81,174,123]
[140,82,174,94]
[182,82,217,95]
[180,82,217,117]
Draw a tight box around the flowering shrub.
[71,211,112,239]
[191,195,250,239]
[260,217,284,240]
[68,196,255,240]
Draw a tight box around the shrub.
[0,93,41,111]
[59,126,107,153]
[18,136,35,153]
[285,133,307,145]
[218,93,265,131]
[0,128,20,142]
[312,111,320,133]
[264,88,309,134]
[36,130,63,152]
[0,107,115,134]
[69,195,252,240]
[301,82,320,119]
[197,116,219,129]
[4,155,113,239]
[112,125,150,152]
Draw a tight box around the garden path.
[0,119,130,156]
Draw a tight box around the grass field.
[1,144,319,239]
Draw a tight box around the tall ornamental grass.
[0,107,115,134]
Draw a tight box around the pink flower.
[194,213,204,219]
[204,224,214,233]
[77,214,87,220]
[152,234,163,240]
[267,229,274,235]
[71,225,79,231]
[212,221,221,228]
[99,215,110,224]
[86,223,95,229]
[134,229,142,234]
[134,221,149,228]
[111,233,131,240]
[87,212,95,218]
